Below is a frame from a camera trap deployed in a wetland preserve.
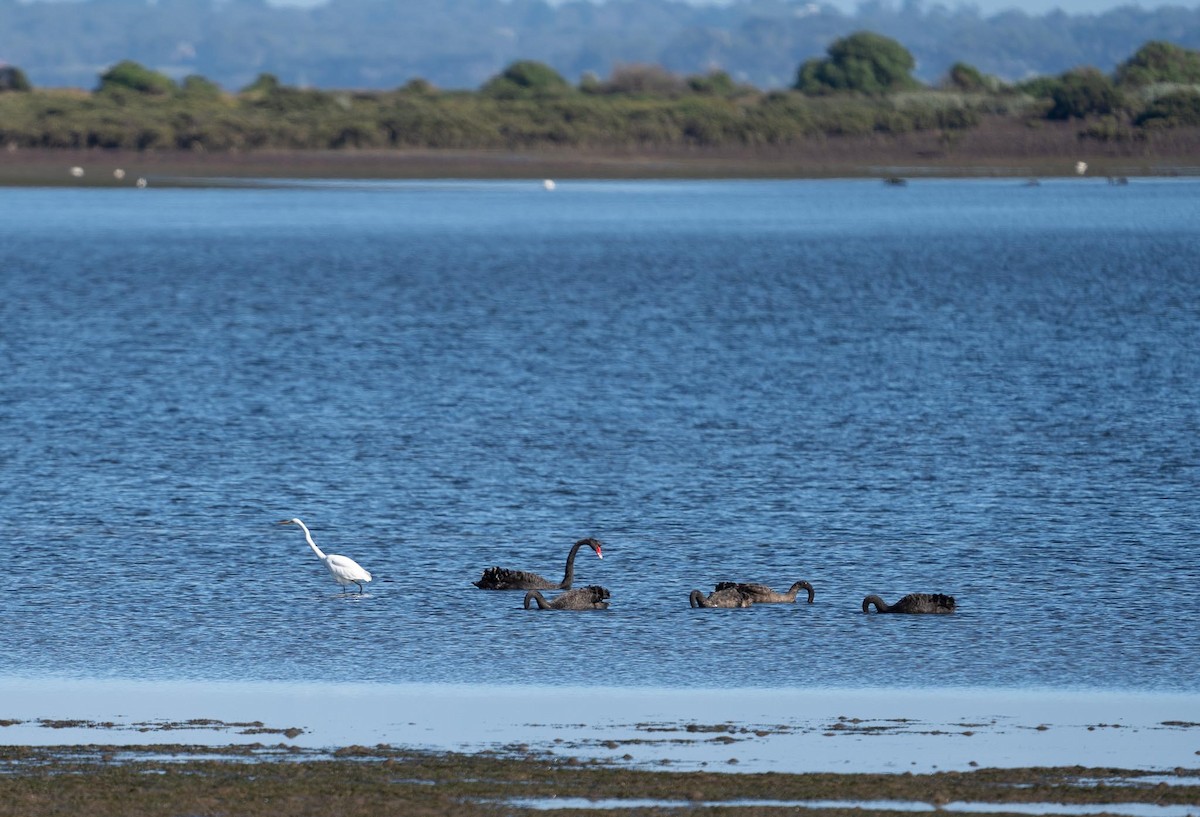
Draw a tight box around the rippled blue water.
[2,179,1198,692]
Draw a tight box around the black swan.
[473,538,603,590]
[714,580,814,604]
[689,586,753,608]
[524,585,611,610]
[862,593,956,614]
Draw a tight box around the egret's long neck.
[296,520,327,560]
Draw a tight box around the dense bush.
[941,63,1009,94]
[1116,41,1200,87]
[1134,89,1200,127]
[1046,68,1124,119]
[795,32,921,96]
[97,60,176,96]
[0,65,32,92]
[481,61,572,99]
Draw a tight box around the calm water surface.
[1,179,1198,692]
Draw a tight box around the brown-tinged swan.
[689,586,753,608]
[714,580,814,604]
[474,538,603,590]
[524,585,611,610]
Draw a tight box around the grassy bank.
[1,745,1198,817]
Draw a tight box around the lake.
[2,178,1198,695]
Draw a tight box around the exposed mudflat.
[2,680,1198,776]
[1,742,1198,817]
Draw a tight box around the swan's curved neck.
[689,589,705,608]
[862,595,889,613]
[294,519,327,561]
[794,581,815,604]
[524,591,548,609]
[560,540,585,588]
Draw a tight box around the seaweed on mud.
[2,745,1199,817]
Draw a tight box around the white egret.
[278,518,372,593]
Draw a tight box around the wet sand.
[2,679,1197,774]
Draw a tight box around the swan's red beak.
[596,548,603,559]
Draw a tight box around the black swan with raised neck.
[689,586,753,608]
[714,580,814,604]
[474,538,603,590]
[862,593,956,614]
[524,585,611,610]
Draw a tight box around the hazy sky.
[837,0,1198,14]
[261,0,1200,19]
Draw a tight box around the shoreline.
[3,144,1200,186]
[3,678,1197,775]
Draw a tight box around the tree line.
[0,35,1198,153]
[3,0,1200,93]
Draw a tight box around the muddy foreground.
[1,743,1198,817]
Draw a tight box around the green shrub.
[942,62,1006,93]
[0,65,32,92]
[398,78,436,96]
[97,60,176,96]
[180,75,223,99]
[795,31,922,96]
[1116,41,1200,88]
[239,73,282,100]
[1046,69,1124,120]
[481,61,572,99]
[687,70,740,97]
[1134,89,1200,127]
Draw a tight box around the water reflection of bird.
[689,586,753,608]
[714,581,814,604]
[474,538,603,590]
[524,585,610,610]
[278,518,372,594]
[861,593,955,614]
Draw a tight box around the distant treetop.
[481,60,571,99]
[97,60,176,95]
[794,31,921,95]
[1115,41,1200,87]
[0,65,32,92]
